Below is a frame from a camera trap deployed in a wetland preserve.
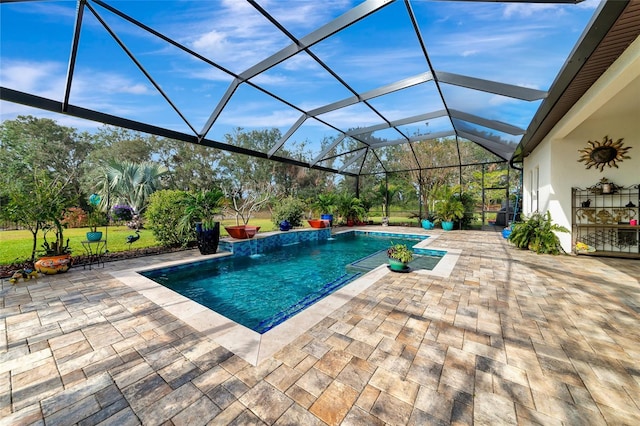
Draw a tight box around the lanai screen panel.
[0,0,599,176]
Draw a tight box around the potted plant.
[435,198,465,231]
[85,193,105,241]
[508,211,569,254]
[336,193,366,226]
[272,196,307,231]
[421,212,436,230]
[32,174,75,275]
[180,189,225,254]
[35,218,72,275]
[314,193,337,226]
[86,210,107,241]
[387,242,414,271]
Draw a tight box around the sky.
[0,0,600,169]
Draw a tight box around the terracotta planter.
[244,226,258,239]
[35,254,72,275]
[307,219,327,228]
[224,225,261,239]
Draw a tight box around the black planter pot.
[196,222,220,255]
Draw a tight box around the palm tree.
[95,160,168,214]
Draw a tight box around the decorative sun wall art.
[578,135,632,172]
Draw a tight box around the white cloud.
[11,2,77,20]
[0,60,66,99]
[577,0,600,10]
[0,57,162,124]
[72,70,154,99]
[0,101,103,131]
[503,4,562,18]
[218,104,300,128]
[172,0,359,77]
[256,0,355,32]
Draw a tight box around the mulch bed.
[0,245,194,279]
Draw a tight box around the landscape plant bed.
[0,245,194,279]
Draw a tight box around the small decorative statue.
[581,199,591,207]
[8,269,38,284]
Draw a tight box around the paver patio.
[1,227,639,425]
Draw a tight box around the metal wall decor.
[588,177,617,195]
[578,135,631,171]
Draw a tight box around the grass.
[0,215,424,265]
[0,219,279,265]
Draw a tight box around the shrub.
[455,192,476,229]
[62,207,88,228]
[508,211,568,254]
[145,190,192,247]
[272,197,307,227]
[112,204,134,222]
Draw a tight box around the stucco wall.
[523,36,640,253]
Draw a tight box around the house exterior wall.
[522,36,640,253]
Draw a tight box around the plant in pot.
[314,193,336,226]
[387,242,414,272]
[435,197,465,231]
[179,189,225,255]
[336,193,366,226]
[421,212,436,230]
[272,196,307,231]
[35,217,72,275]
[86,210,107,241]
[86,193,105,241]
[32,173,75,275]
[508,211,568,254]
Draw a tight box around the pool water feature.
[142,232,438,333]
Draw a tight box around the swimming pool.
[141,232,442,333]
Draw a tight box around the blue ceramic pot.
[279,220,291,231]
[320,214,333,226]
[441,221,454,231]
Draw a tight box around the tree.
[0,115,91,203]
[150,137,223,191]
[224,181,274,225]
[94,160,168,214]
[88,126,153,164]
[3,171,75,261]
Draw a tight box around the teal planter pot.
[388,257,408,272]
[86,231,103,241]
[421,219,434,230]
[441,221,454,231]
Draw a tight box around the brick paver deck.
[1,228,639,425]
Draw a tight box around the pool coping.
[109,229,461,365]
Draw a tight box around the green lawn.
[0,219,280,265]
[0,216,424,265]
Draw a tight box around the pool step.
[348,249,444,273]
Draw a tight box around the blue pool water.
[141,232,437,333]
